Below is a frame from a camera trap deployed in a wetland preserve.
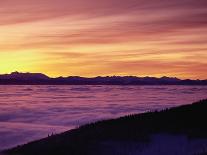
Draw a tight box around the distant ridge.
[0,72,49,80]
[0,72,206,85]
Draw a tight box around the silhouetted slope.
[0,72,207,85]
[3,99,207,155]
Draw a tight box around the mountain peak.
[0,72,49,80]
[0,72,206,85]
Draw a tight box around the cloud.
[0,0,206,78]
[1,85,207,149]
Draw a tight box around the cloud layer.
[0,85,207,149]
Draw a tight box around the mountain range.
[0,72,206,85]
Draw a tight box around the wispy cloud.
[0,0,206,79]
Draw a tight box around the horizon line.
[0,71,206,81]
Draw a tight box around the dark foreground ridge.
[0,72,207,85]
[2,99,207,155]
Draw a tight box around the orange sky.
[0,0,207,79]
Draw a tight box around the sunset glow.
[0,0,207,79]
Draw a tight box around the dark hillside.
[3,99,207,155]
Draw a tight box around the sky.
[0,0,207,79]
